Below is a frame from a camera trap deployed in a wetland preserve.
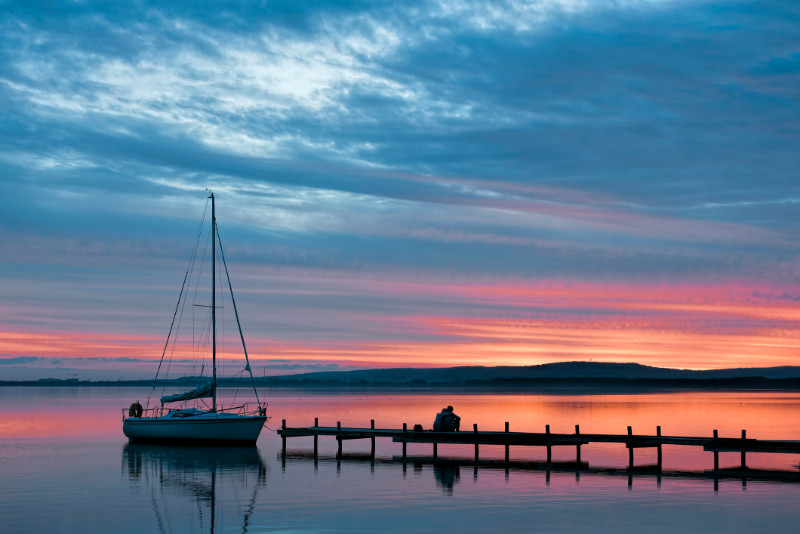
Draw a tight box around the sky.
[1,0,799,380]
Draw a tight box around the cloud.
[0,356,44,365]
[1,1,799,376]
[263,363,343,371]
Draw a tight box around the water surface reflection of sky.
[1,388,799,533]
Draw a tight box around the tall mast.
[211,192,217,411]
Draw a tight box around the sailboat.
[123,193,269,444]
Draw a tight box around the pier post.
[505,422,510,464]
[575,424,581,463]
[627,426,634,469]
[657,426,662,471]
[741,429,747,469]
[314,417,319,458]
[282,419,287,456]
[433,442,438,458]
[713,429,719,471]
[473,424,479,461]
[371,420,376,458]
[402,423,407,458]
[337,421,342,458]
[546,425,552,463]
[712,430,720,492]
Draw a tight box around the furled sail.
[160,382,214,404]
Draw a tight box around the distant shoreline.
[3,376,800,393]
[7,362,800,392]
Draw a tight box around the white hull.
[124,412,267,444]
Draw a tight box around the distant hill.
[4,362,800,389]
[263,361,800,386]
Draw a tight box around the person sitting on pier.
[433,406,461,432]
[433,407,446,431]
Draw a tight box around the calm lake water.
[2,387,800,533]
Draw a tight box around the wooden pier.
[277,418,800,472]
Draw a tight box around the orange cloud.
[2,279,798,373]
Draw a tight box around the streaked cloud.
[1,0,798,378]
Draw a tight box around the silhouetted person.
[433,406,461,431]
[433,407,447,430]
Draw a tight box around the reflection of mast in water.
[123,443,267,533]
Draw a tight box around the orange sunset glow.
[3,275,798,379]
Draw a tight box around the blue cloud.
[0,356,44,365]
[1,1,799,376]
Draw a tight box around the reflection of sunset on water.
[271,391,800,472]
[6,389,800,474]
[3,387,800,533]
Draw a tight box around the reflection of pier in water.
[279,450,800,493]
[123,444,267,533]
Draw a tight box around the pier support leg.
[741,429,747,470]
[433,442,438,458]
[505,422,510,464]
[627,426,634,469]
[337,421,342,458]
[371,420,376,458]
[314,417,319,458]
[713,429,719,471]
[546,424,552,464]
[282,419,287,457]
[575,425,581,481]
[474,424,479,462]
[657,426,662,472]
[402,423,407,458]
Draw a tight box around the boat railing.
[121,405,164,421]
[122,403,268,420]
[217,402,269,417]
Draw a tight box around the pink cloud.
[2,279,798,373]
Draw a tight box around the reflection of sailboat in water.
[124,443,266,533]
